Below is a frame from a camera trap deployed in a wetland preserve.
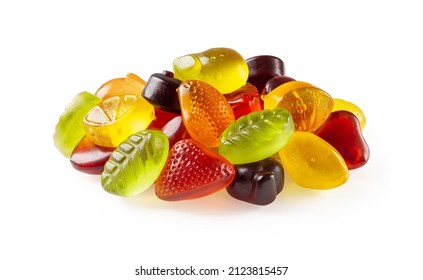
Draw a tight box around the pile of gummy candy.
[54,47,370,205]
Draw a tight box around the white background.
[1,0,422,279]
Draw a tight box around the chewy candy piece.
[156,139,235,201]
[219,108,294,164]
[246,55,285,92]
[161,116,190,148]
[148,108,180,130]
[101,130,169,196]
[70,136,114,175]
[263,81,333,132]
[142,73,182,113]
[83,95,155,147]
[178,80,235,148]
[262,76,296,96]
[53,91,101,157]
[333,98,366,129]
[279,132,348,189]
[225,83,262,119]
[315,110,370,170]
[173,48,249,94]
[227,158,284,206]
[95,73,146,100]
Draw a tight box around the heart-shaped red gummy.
[155,139,235,201]
[315,110,370,169]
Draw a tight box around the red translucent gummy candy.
[161,116,190,148]
[155,139,236,201]
[315,110,370,169]
[70,136,114,175]
[148,107,180,130]
[225,83,262,119]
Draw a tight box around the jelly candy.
[262,75,296,96]
[315,110,370,169]
[142,73,182,113]
[173,48,249,94]
[95,73,146,100]
[148,108,180,130]
[161,116,189,148]
[83,95,155,147]
[247,55,285,92]
[178,80,235,148]
[54,91,101,157]
[227,158,284,205]
[219,108,294,164]
[101,130,169,196]
[70,136,114,175]
[155,139,235,201]
[264,81,333,132]
[333,98,366,129]
[224,83,262,119]
[278,132,348,189]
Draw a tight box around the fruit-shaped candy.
[173,47,249,94]
[246,55,285,92]
[178,80,235,147]
[219,108,294,164]
[95,73,146,100]
[227,158,284,205]
[315,110,370,169]
[70,136,114,175]
[155,139,236,201]
[224,83,262,119]
[161,116,190,148]
[332,98,366,129]
[264,81,333,132]
[101,130,169,196]
[278,132,348,189]
[262,76,295,96]
[142,73,182,112]
[148,108,180,130]
[54,91,101,157]
[83,95,155,147]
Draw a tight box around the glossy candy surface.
[262,76,295,95]
[101,130,169,196]
[54,91,101,157]
[227,158,284,205]
[142,73,182,112]
[70,136,114,175]
[83,95,155,147]
[279,132,348,189]
[173,48,249,94]
[219,108,294,164]
[225,83,262,119]
[155,139,236,201]
[178,80,235,147]
[247,55,285,92]
[148,108,180,130]
[95,73,146,100]
[333,98,366,129]
[315,110,370,169]
[161,116,189,148]
[264,81,333,132]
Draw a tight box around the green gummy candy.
[53,91,101,157]
[101,130,169,197]
[219,108,294,164]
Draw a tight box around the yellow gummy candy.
[332,98,366,129]
[83,95,155,147]
[173,47,249,94]
[278,132,349,189]
[264,81,333,132]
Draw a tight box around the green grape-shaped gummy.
[53,91,101,157]
[101,130,169,196]
[219,108,294,164]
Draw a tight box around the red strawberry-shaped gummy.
[315,110,370,169]
[155,139,236,201]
